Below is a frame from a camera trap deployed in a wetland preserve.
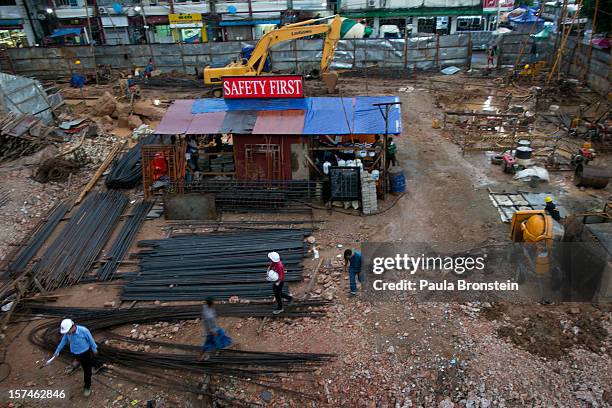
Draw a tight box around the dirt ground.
[1,73,611,408]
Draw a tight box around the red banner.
[222,75,304,99]
[483,0,515,12]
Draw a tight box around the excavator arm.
[204,15,342,85]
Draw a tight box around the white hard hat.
[60,319,74,334]
[268,252,280,263]
[266,270,279,282]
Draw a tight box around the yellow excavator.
[203,15,342,95]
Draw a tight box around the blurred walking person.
[199,297,233,361]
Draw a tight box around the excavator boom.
[204,15,342,86]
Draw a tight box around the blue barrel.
[389,169,406,193]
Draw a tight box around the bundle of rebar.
[0,189,9,208]
[105,136,155,189]
[3,201,69,277]
[31,191,128,291]
[28,303,334,403]
[121,229,308,301]
[24,300,329,320]
[96,200,154,281]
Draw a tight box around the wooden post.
[467,32,473,70]
[403,27,408,69]
[583,0,600,82]
[435,34,440,69]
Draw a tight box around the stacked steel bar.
[105,136,155,189]
[3,201,69,277]
[166,180,322,212]
[96,200,154,281]
[24,300,329,320]
[28,305,334,403]
[122,230,307,301]
[31,191,128,290]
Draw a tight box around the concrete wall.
[1,34,473,78]
[164,193,217,220]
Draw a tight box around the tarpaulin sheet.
[192,98,309,114]
[219,110,258,134]
[186,112,226,134]
[353,96,402,134]
[252,110,305,135]
[49,28,81,38]
[155,100,194,134]
[302,97,354,134]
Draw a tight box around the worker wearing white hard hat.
[50,319,103,397]
[267,252,293,314]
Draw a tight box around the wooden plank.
[74,140,126,205]
[305,257,324,295]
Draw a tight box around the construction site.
[0,6,611,408]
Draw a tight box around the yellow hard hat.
[524,64,530,69]
[75,60,81,65]
[545,196,553,203]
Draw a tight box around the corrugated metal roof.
[186,112,225,134]
[155,99,194,134]
[252,110,305,135]
[155,96,402,135]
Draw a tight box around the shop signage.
[483,0,515,13]
[169,13,203,28]
[222,75,304,99]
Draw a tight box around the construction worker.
[544,197,561,221]
[51,319,103,397]
[387,137,398,167]
[199,297,233,361]
[486,44,497,68]
[344,249,364,296]
[267,252,293,314]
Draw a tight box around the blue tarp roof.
[189,96,402,135]
[49,28,82,38]
[508,8,544,24]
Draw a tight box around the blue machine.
[240,45,271,72]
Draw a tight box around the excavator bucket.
[321,71,338,94]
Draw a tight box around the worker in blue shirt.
[52,319,103,397]
[344,249,364,296]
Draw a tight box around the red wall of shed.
[233,134,302,180]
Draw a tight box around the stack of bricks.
[360,171,378,214]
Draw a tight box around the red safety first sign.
[222,75,304,99]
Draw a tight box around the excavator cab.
[203,15,342,93]
[240,45,271,72]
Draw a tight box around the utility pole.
[496,0,502,30]
[373,101,401,200]
[83,0,99,84]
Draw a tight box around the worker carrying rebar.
[544,196,561,221]
[267,251,293,314]
[50,319,103,397]
[199,297,233,361]
[344,249,364,297]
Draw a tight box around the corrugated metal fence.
[2,34,473,79]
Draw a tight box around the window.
[0,0,17,6]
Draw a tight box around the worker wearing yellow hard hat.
[544,197,560,221]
